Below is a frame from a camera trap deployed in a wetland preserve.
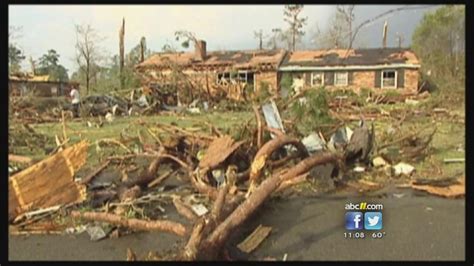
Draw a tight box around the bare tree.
[140,37,146,63]
[119,18,125,91]
[266,28,282,49]
[312,6,354,49]
[336,5,355,47]
[175,30,199,49]
[283,5,307,51]
[253,29,265,50]
[9,25,23,40]
[396,32,404,48]
[75,23,103,94]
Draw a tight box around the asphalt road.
[9,189,465,261]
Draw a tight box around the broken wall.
[254,71,278,95]
[404,69,419,93]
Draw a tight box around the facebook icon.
[345,212,364,230]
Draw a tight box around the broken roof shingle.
[136,49,286,70]
[281,48,420,67]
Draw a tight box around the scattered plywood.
[410,176,465,198]
[198,135,244,169]
[237,224,272,253]
[8,141,89,221]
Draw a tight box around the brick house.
[278,48,421,95]
[9,74,79,97]
[135,40,286,102]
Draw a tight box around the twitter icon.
[364,212,383,230]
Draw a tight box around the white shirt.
[70,89,80,104]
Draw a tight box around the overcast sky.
[9,4,440,75]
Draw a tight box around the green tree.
[8,25,25,74]
[36,49,69,82]
[412,5,465,89]
[8,44,25,74]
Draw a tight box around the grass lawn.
[10,90,465,180]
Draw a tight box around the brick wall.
[404,69,419,93]
[283,69,420,94]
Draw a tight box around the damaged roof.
[9,74,51,82]
[280,48,420,68]
[136,49,286,71]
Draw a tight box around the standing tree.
[336,5,355,48]
[140,37,147,63]
[129,37,152,66]
[253,29,264,50]
[412,5,465,88]
[119,18,125,91]
[266,28,282,49]
[8,26,25,74]
[8,45,25,74]
[312,5,354,49]
[74,23,103,94]
[283,5,307,51]
[36,49,69,82]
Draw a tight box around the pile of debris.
[8,95,462,261]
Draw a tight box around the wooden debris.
[252,105,263,148]
[9,154,33,164]
[198,135,245,169]
[237,224,272,253]
[173,197,198,221]
[249,134,309,186]
[70,211,187,236]
[81,160,111,185]
[410,176,465,198]
[276,173,309,192]
[127,248,137,261]
[443,158,465,163]
[8,141,89,221]
[148,169,176,188]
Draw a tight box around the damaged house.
[9,73,79,97]
[278,48,421,95]
[134,40,287,103]
[135,43,422,103]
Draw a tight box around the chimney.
[195,40,207,61]
[382,21,388,48]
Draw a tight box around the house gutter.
[278,63,421,71]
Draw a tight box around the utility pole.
[382,21,388,48]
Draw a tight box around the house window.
[334,72,348,86]
[217,71,254,85]
[381,70,397,88]
[217,72,231,85]
[311,72,324,86]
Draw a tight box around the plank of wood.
[9,141,89,221]
[237,224,272,253]
[9,154,33,164]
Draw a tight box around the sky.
[9,5,440,76]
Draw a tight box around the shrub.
[289,88,333,135]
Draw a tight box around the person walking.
[70,86,81,118]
